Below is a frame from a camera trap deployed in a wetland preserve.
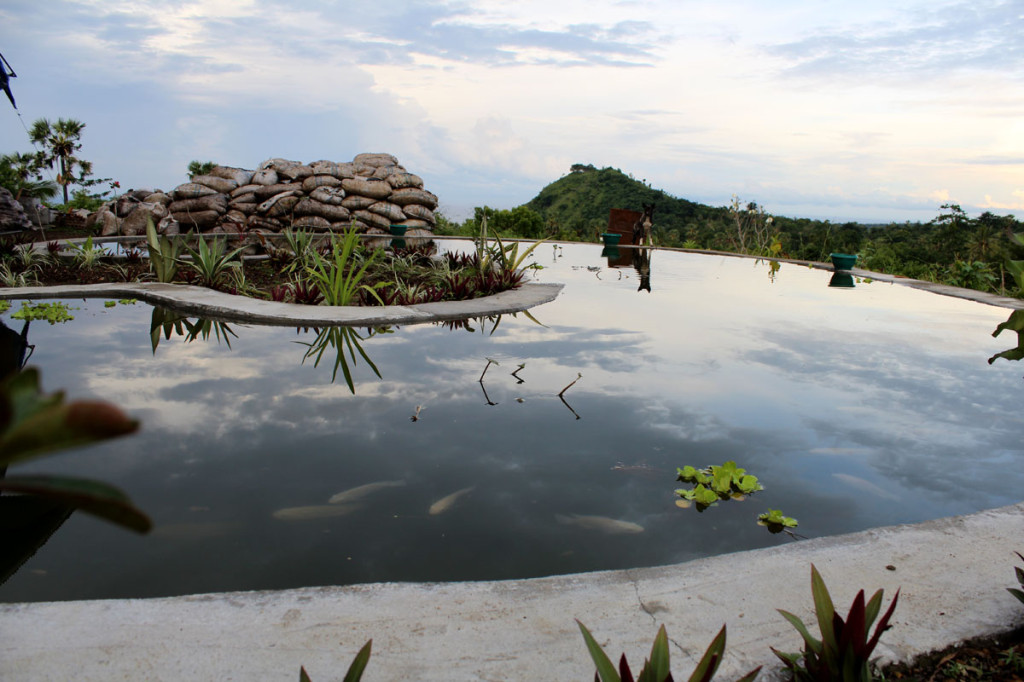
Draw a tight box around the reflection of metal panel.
[605,248,633,268]
[607,208,641,245]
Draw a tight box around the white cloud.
[0,0,1020,222]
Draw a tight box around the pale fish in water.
[556,514,645,534]
[328,480,406,504]
[272,503,362,521]
[151,522,237,540]
[832,473,899,501]
[428,486,475,515]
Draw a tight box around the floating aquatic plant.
[675,461,763,511]
[758,509,798,531]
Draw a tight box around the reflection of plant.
[149,307,236,353]
[0,367,150,532]
[675,461,763,511]
[300,640,372,682]
[773,564,899,682]
[297,326,385,393]
[577,621,761,682]
[1008,552,1024,606]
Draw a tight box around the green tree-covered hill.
[521,163,726,244]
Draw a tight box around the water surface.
[1,242,1020,601]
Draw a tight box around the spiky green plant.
[578,621,760,682]
[304,227,385,306]
[772,564,899,682]
[183,235,246,289]
[65,236,104,269]
[146,218,182,283]
[300,639,371,682]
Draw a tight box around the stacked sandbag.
[92,156,439,238]
[88,187,176,236]
[164,155,439,236]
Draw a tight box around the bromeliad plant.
[577,621,761,682]
[772,564,899,682]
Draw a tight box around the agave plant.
[146,218,182,283]
[183,235,246,289]
[577,621,760,682]
[772,564,899,682]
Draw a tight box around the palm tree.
[29,117,92,205]
[0,152,57,201]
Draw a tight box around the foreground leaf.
[0,474,151,533]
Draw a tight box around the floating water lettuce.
[11,301,76,324]
[736,474,763,494]
[675,461,767,520]
[676,465,709,485]
[758,509,798,529]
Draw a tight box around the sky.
[0,0,1021,224]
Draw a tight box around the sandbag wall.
[95,153,438,237]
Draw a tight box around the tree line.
[436,164,1024,298]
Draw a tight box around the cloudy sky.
[1,0,1021,223]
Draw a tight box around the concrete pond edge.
[1,503,1022,680]
[0,281,566,326]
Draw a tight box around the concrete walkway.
[1,252,1022,680]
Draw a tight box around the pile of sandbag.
[93,154,438,238]
[90,188,173,236]
[107,153,436,238]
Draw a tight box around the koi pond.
[1,241,1022,602]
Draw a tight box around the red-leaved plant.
[772,564,899,682]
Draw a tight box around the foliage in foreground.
[300,639,372,682]
[577,621,761,682]
[772,564,899,682]
[0,367,150,532]
[1009,551,1024,606]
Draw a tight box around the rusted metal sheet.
[606,208,641,245]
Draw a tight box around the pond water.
[1,241,1022,602]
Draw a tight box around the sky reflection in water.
[1,242,1021,601]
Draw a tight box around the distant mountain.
[520,164,729,242]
